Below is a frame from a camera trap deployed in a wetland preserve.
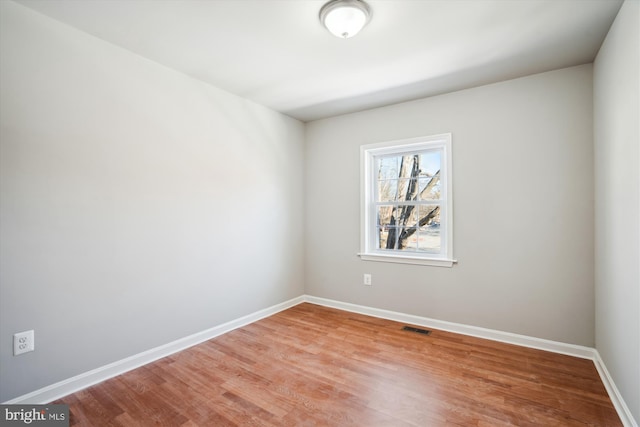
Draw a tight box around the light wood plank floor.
[55,303,622,426]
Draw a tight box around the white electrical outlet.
[14,330,34,356]
[364,273,372,286]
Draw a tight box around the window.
[360,134,454,267]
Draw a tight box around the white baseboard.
[304,295,596,358]
[3,296,305,405]
[303,295,637,427]
[593,350,639,427]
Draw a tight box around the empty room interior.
[0,0,638,425]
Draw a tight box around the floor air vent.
[402,326,432,335]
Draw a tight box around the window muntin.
[360,134,454,267]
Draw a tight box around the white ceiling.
[16,0,623,122]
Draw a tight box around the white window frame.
[359,133,455,267]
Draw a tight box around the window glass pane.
[419,151,441,177]
[378,156,400,180]
[377,205,395,227]
[402,231,418,250]
[377,179,398,202]
[380,227,402,250]
[417,224,440,253]
[396,155,416,200]
[396,205,417,228]
[418,175,441,200]
[397,177,410,201]
[418,205,440,227]
[377,205,397,249]
[399,207,418,251]
[417,205,441,253]
[403,178,418,201]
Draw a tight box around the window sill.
[358,253,457,267]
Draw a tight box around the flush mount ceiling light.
[319,0,372,39]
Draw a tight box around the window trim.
[359,133,456,267]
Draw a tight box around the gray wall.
[305,65,595,346]
[594,0,640,421]
[0,1,305,402]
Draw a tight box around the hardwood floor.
[54,303,622,426]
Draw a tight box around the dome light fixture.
[319,0,372,39]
